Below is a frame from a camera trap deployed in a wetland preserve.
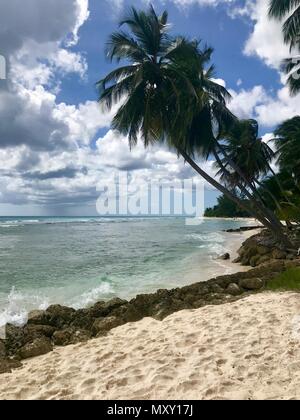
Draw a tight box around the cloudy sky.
[0,0,298,216]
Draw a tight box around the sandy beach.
[1,291,300,400]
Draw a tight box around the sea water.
[0,216,252,327]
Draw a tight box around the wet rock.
[239,278,264,291]
[226,283,242,296]
[0,358,22,374]
[18,337,53,360]
[27,310,46,325]
[92,316,123,336]
[219,253,230,261]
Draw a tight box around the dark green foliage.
[204,195,251,218]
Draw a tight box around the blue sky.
[0,0,298,216]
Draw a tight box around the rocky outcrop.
[235,229,299,267]
[1,257,300,374]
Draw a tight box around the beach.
[0,291,300,400]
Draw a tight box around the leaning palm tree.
[216,119,294,221]
[98,6,293,248]
[274,116,300,184]
[269,0,300,94]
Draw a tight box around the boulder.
[27,310,46,325]
[88,298,128,318]
[5,324,25,355]
[239,278,264,291]
[92,316,123,336]
[71,309,94,330]
[0,358,22,374]
[18,337,53,360]
[226,283,242,296]
[45,305,76,328]
[23,325,55,342]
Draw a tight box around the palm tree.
[274,116,300,184]
[216,119,295,222]
[269,0,300,94]
[98,6,293,248]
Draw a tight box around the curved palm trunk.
[179,149,295,250]
[215,142,286,231]
[212,150,276,228]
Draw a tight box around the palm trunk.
[212,150,276,228]
[215,142,286,231]
[179,149,295,250]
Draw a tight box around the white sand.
[1,292,300,400]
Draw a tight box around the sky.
[0,0,299,216]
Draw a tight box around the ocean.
[0,216,251,328]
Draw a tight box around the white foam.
[71,282,114,309]
[0,287,49,329]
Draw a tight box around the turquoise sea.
[0,216,252,327]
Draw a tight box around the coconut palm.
[269,0,300,94]
[215,119,296,223]
[98,6,293,247]
[274,116,300,183]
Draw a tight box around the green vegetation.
[98,5,300,249]
[205,195,250,218]
[267,268,300,291]
[269,0,300,95]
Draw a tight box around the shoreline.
[2,226,300,400]
[1,290,300,400]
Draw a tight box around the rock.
[256,245,271,256]
[0,339,6,358]
[71,309,94,330]
[210,284,224,294]
[249,255,261,267]
[23,325,55,342]
[272,249,287,260]
[27,310,46,325]
[45,305,76,328]
[18,337,53,360]
[239,278,264,291]
[53,328,91,346]
[92,316,123,336]
[226,283,242,296]
[257,255,273,266]
[232,257,241,264]
[219,253,230,261]
[0,358,22,374]
[5,324,25,355]
[89,298,127,318]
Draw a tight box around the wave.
[0,280,115,330]
[0,287,49,329]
